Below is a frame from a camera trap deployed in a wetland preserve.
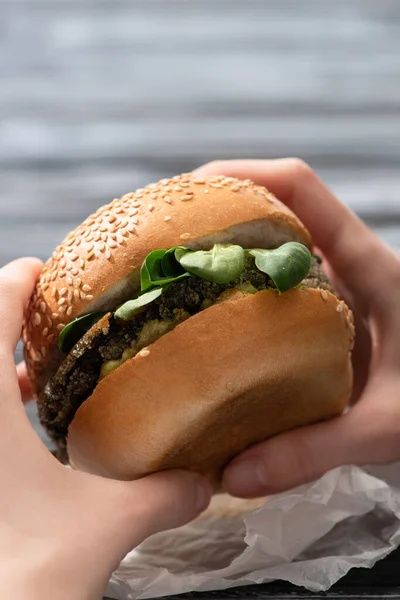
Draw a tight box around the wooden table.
[1,0,400,597]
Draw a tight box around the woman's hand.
[0,257,212,599]
[195,158,400,498]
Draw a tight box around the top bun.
[23,173,312,397]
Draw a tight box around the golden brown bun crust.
[22,173,312,398]
[67,288,354,486]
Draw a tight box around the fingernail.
[223,458,268,497]
[195,477,213,513]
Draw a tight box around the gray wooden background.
[1,1,399,437]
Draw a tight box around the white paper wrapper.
[105,463,400,599]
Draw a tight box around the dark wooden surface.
[1,0,400,597]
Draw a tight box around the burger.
[23,173,355,485]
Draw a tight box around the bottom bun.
[67,288,354,485]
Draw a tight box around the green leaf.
[161,246,188,278]
[114,287,163,320]
[177,244,245,284]
[58,312,106,354]
[248,242,311,293]
[141,248,189,291]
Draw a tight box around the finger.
[222,393,396,498]
[194,159,400,317]
[0,258,43,351]
[101,470,212,562]
[125,470,212,538]
[16,362,35,404]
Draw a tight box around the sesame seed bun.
[67,288,353,485]
[23,173,312,398]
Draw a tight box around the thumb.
[105,469,213,563]
[129,470,213,538]
[222,406,380,497]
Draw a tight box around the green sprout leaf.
[177,244,245,284]
[114,287,163,320]
[140,248,189,291]
[58,312,106,354]
[247,242,311,293]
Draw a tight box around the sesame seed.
[180,233,191,240]
[66,238,74,247]
[115,207,124,214]
[86,294,94,301]
[41,347,47,357]
[93,232,101,242]
[59,305,66,313]
[67,290,73,303]
[127,224,136,233]
[74,289,80,299]
[52,313,58,320]
[100,233,107,242]
[59,258,66,268]
[164,216,171,221]
[164,196,172,204]
[82,284,91,293]
[204,189,209,194]
[59,287,67,296]
[181,194,193,202]
[34,313,41,326]
[193,177,205,184]
[67,306,73,317]
[129,208,138,216]
[320,290,328,301]
[80,292,86,300]
[67,277,73,286]
[71,268,79,276]
[150,193,157,200]
[131,216,138,224]
[230,185,240,192]
[132,202,141,208]
[108,215,117,223]
[210,182,222,188]
[116,233,124,244]
[40,301,46,313]
[336,303,344,313]
[51,272,57,281]
[58,271,66,278]
[87,252,95,261]
[58,298,67,306]
[148,203,154,211]
[42,327,49,337]
[139,349,150,357]
[136,188,144,194]
[174,185,183,192]
[180,182,190,188]
[42,283,50,291]
[48,334,55,343]
[70,254,79,262]
[86,234,94,242]
[108,239,117,248]
[57,323,65,331]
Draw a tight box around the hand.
[0,258,212,599]
[195,158,400,498]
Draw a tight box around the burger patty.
[40,256,334,459]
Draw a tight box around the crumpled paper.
[105,463,400,599]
